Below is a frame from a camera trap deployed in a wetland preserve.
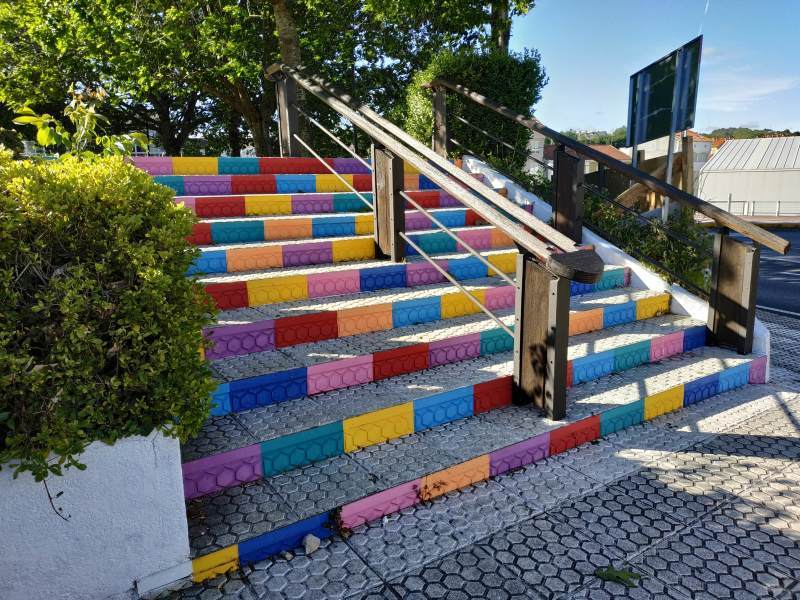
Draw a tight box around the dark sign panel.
[626,36,703,147]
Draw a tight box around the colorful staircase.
[133,155,769,583]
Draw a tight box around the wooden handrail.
[268,63,604,283]
[428,78,791,255]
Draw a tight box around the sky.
[510,0,800,134]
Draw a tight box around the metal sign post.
[663,46,688,222]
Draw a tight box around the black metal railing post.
[276,74,300,157]
[371,143,405,262]
[552,145,584,244]
[707,230,760,354]
[432,86,449,158]
[513,251,570,420]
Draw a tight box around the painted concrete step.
[204,283,668,360]
[198,250,517,310]
[188,207,491,246]
[157,171,490,196]
[198,254,627,311]
[189,226,513,275]
[185,346,766,579]
[132,156,375,176]
[205,312,705,419]
[182,352,515,497]
[178,191,374,218]
[155,172,374,196]
[185,288,673,488]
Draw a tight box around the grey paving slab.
[182,415,256,462]
[552,484,682,561]
[235,398,328,445]
[350,433,461,487]
[493,458,601,514]
[567,569,692,600]
[478,513,615,599]
[346,499,466,580]
[186,480,297,558]
[268,455,381,521]
[202,233,377,253]
[569,287,667,311]
[170,572,261,600]
[631,525,798,600]
[244,538,383,600]
[388,545,535,599]
[758,310,800,376]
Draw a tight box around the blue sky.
[511,0,800,133]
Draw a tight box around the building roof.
[701,137,800,172]
[682,130,712,143]
[587,144,631,163]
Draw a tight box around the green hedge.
[401,48,547,169]
[0,152,217,480]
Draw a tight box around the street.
[734,228,800,315]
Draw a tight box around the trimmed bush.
[401,48,547,169]
[0,152,216,480]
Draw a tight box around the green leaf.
[36,126,57,147]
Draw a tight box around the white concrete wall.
[463,155,770,376]
[0,431,191,600]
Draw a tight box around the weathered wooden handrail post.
[552,145,584,243]
[371,143,405,262]
[275,73,300,157]
[707,229,759,354]
[513,252,570,420]
[432,86,449,157]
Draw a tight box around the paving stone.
[632,525,798,599]
[350,433,461,487]
[479,513,614,599]
[346,500,466,580]
[235,398,328,443]
[697,500,800,581]
[347,585,400,600]
[553,485,682,560]
[182,415,256,462]
[388,545,534,599]
[269,455,381,520]
[245,538,382,600]
[172,572,262,600]
[549,435,661,484]
[493,459,600,514]
[567,569,692,599]
[186,480,297,558]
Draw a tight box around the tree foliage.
[403,48,547,170]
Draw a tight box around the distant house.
[697,137,800,215]
[620,130,713,193]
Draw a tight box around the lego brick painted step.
[186,346,764,578]
[198,249,526,310]
[204,285,667,360]
[187,206,491,246]
[206,312,705,419]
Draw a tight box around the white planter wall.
[0,431,190,600]
[463,155,770,377]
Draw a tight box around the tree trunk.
[490,1,511,54]
[227,112,242,157]
[271,0,301,67]
[243,109,273,156]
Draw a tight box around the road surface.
[735,228,800,315]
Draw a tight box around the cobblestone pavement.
[167,313,800,600]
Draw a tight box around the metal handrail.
[267,63,604,283]
[295,105,372,172]
[400,191,517,288]
[291,133,373,209]
[399,232,515,337]
[428,78,791,255]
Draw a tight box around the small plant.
[0,150,216,480]
[13,86,148,156]
[595,566,642,588]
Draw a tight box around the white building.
[697,136,800,216]
[621,130,713,193]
